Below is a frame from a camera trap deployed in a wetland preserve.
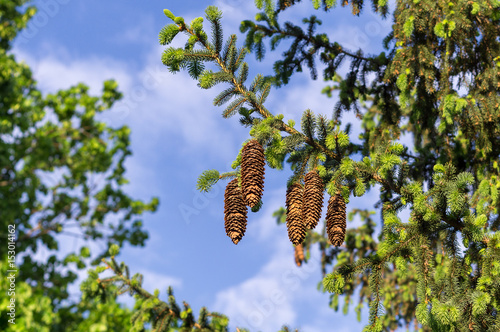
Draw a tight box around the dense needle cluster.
[303,171,324,229]
[224,179,247,244]
[241,140,265,208]
[326,194,346,247]
[286,183,306,246]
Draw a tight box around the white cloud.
[246,186,287,241]
[12,41,245,198]
[212,237,302,330]
[212,0,259,29]
[117,45,240,159]
[13,47,133,95]
[212,226,367,331]
[113,15,155,46]
[141,268,183,291]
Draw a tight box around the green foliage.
[161,47,186,72]
[0,260,57,331]
[323,273,345,294]
[273,206,286,224]
[205,5,223,22]
[1,41,159,297]
[163,9,175,20]
[80,252,239,332]
[0,1,159,330]
[197,169,220,192]
[109,244,120,257]
[0,259,133,331]
[158,24,180,45]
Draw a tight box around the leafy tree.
[0,0,157,330]
[4,0,500,331]
[0,259,134,331]
[156,1,500,331]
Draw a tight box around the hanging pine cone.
[224,179,247,244]
[303,171,324,229]
[241,139,265,208]
[286,183,306,246]
[294,244,305,267]
[326,194,346,247]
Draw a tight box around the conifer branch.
[81,248,239,331]
[158,4,500,330]
[160,10,340,161]
[222,35,237,64]
[260,24,374,62]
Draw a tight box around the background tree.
[157,1,500,331]
[4,0,499,331]
[0,0,158,330]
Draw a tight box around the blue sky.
[13,0,401,331]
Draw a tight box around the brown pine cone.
[241,140,265,208]
[286,183,306,246]
[224,179,247,244]
[326,194,346,247]
[303,171,324,229]
[294,243,305,267]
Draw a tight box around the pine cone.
[303,171,324,229]
[241,140,265,208]
[286,183,306,246]
[224,179,247,244]
[279,0,293,10]
[294,244,305,267]
[326,194,346,247]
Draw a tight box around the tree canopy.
[1,0,157,330]
[2,0,500,331]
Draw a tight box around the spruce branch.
[214,87,239,106]
[197,170,220,192]
[242,17,378,73]
[82,254,237,331]
[160,8,340,162]
[222,34,237,64]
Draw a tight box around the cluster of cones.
[223,139,347,251]
[224,140,265,244]
[285,171,347,265]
